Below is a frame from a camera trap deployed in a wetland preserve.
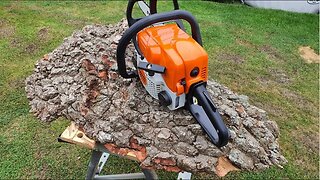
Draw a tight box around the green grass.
[0,1,318,179]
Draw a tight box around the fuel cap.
[158,91,172,106]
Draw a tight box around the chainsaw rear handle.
[126,0,143,26]
[150,0,180,14]
[127,0,180,26]
[117,10,203,78]
[149,0,185,30]
[187,82,229,147]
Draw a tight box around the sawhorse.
[59,122,192,180]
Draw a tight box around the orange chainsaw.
[117,0,229,147]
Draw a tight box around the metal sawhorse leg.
[85,149,158,180]
[85,149,192,180]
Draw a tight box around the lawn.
[0,1,318,179]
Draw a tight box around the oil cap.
[190,67,199,77]
[158,91,172,106]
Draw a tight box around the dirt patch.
[280,88,304,105]
[253,101,284,118]
[37,27,50,41]
[280,88,317,117]
[9,37,22,48]
[303,133,319,153]
[8,78,25,89]
[25,43,38,54]
[268,69,290,84]
[37,164,48,179]
[257,76,273,86]
[280,88,302,101]
[216,52,244,64]
[298,46,320,64]
[0,20,15,38]
[294,130,319,153]
[236,38,254,48]
[259,45,282,59]
[235,41,282,61]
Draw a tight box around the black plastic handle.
[150,0,180,14]
[126,0,142,26]
[127,0,181,26]
[186,82,229,147]
[117,10,203,78]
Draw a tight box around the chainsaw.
[116,0,229,147]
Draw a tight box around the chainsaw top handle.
[117,10,202,78]
[127,0,180,26]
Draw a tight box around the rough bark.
[25,20,287,174]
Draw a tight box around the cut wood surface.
[25,20,287,176]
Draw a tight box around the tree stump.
[25,20,287,176]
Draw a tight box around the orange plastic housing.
[137,24,208,94]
